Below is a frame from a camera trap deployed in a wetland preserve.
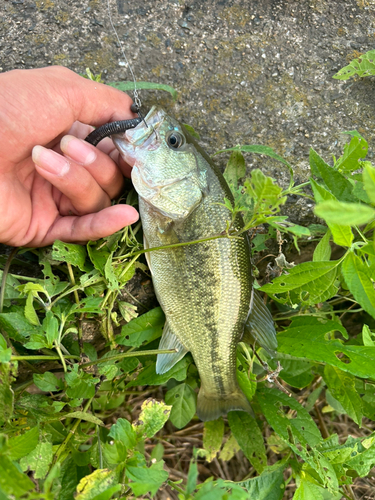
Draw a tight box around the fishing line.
[106,0,141,110]
[85,0,149,145]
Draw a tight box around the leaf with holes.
[52,240,89,272]
[260,260,339,306]
[277,316,375,380]
[228,411,266,474]
[333,49,375,80]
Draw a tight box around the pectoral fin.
[156,321,189,374]
[242,289,278,356]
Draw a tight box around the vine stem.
[0,247,19,314]
[53,396,94,464]
[11,354,80,361]
[79,348,177,368]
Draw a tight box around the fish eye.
[167,131,184,149]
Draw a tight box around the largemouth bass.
[113,107,277,421]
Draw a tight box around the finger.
[60,135,124,199]
[39,204,139,246]
[32,145,112,215]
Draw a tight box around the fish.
[113,106,277,421]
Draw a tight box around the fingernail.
[32,146,70,176]
[60,135,97,165]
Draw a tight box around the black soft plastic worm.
[84,117,142,146]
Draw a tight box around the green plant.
[1,71,375,498]
[333,49,375,80]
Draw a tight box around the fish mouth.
[112,106,165,165]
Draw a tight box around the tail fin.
[197,387,252,422]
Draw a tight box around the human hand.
[0,66,139,247]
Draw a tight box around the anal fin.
[156,321,188,374]
[242,289,278,356]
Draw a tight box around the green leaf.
[219,434,240,461]
[25,292,40,326]
[256,387,323,470]
[352,180,371,203]
[108,418,137,449]
[165,383,197,429]
[236,353,257,402]
[227,411,267,474]
[186,458,198,495]
[76,469,118,500]
[58,457,89,500]
[333,49,375,80]
[61,412,104,426]
[33,372,64,392]
[126,462,169,497]
[127,357,190,387]
[65,365,100,399]
[0,311,41,342]
[52,240,88,271]
[323,365,363,426]
[216,144,291,168]
[335,135,368,173]
[20,440,53,479]
[133,399,171,438]
[203,418,224,462]
[293,475,326,500]
[239,465,285,500]
[0,363,14,426]
[309,148,357,201]
[224,150,246,187]
[260,260,339,306]
[244,169,286,215]
[108,81,178,100]
[0,271,21,307]
[314,201,375,226]
[116,306,165,347]
[341,252,375,319]
[277,316,375,379]
[276,358,314,389]
[43,311,59,346]
[310,179,354,247]
[313,229,331,262]
[0,333,11,363]
[362,325,375,347]
[7,426,39,460]
[347,438,375,476]
[183,123,200,140]
[363,163,375,204]
[0,456,34,496]
[118,301,138,323]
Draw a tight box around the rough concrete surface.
[1,0,375,225]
